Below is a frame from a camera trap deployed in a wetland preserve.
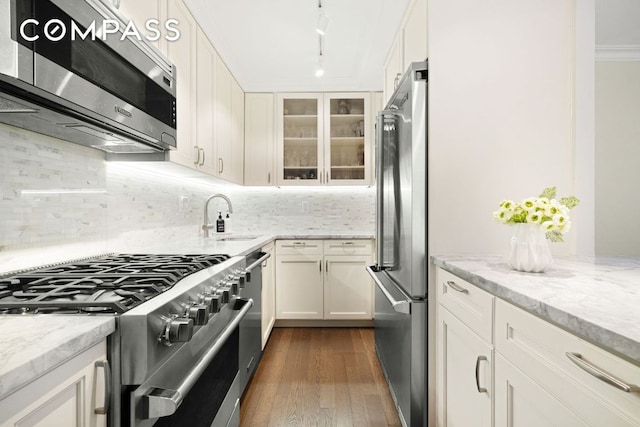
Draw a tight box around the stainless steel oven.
[130,299,251,427]
[0,253,253,427]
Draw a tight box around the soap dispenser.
[225,213,231,233]
[216,212,225,233]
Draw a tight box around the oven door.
[128,299,252,427]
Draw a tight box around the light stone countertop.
[432,255,640,366]
[0,232,373,400]
[0,315,115,400]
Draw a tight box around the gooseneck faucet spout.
[202,194,233,237]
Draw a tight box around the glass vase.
[507,223,553,273]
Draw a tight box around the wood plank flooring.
[240,327,402,427]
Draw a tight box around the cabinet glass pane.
[283,99,318,180]
[329,98,365,181]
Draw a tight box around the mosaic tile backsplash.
[0,124,375,263]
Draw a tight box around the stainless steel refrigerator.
[367,61,428,427]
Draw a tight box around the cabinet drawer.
[495,299,640,425]
[276,240,323,255]
[436,268,494,343]
[323,239,373,256]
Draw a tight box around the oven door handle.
[244,252,270,282]
[142,298,254,419]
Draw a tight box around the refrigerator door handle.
[375,111,385,265]
[375,110,398,266]
[366,266,411,314]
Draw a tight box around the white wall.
[595,61,640,256]
[427,0,595,257]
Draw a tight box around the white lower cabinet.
[436,266,640,426]
[494,298,640,426]
[436,268,494,427]
[275,240,374,320]
[494,352,586,427]
[323,255,372,319]
[261,242,276,348]
[0,341,108,427]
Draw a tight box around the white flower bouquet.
[493,187,580,242]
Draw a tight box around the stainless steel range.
[0,253,253,427]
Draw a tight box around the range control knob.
[199,293,221,313]
[236,271,247,288]
[159,317,194,346]
[215,287,230,304]
[227,279,239,295]
[184,303,209,325]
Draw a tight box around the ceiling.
[182,0,640,93]
[183,0,410,93]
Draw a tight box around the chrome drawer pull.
[566,352,640,393]
[446,281,469,294]
[475,356,488,393]
[94,360,111,415]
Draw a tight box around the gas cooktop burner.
[0,254,230,314]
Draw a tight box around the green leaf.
[540,186,557,200]
[560,196,580,209]
[546,230,564,242]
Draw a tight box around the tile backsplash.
[0,124,375,266]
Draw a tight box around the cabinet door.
[275,254,323,319]
[276,94,323,185]
[494,353,586,427]
[437,306,492,427]
[245,93,275,186]
[166,0,197,168]
[230,80,245,184]
[383,34,403,105]
[0,341,107,427]
[323,255,373,319]
[119,0,161,49]
[402,0,428,69]
[323,93,371,185]
[215,59,233,180]
[195,28,217,175]
[261,243,275,349]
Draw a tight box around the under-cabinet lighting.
[20,189,107,195]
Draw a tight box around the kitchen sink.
[215,235,261,242]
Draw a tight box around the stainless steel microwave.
[0,0,177,158]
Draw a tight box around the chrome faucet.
[202,194,233,237]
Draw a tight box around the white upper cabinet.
[244,93,276,186]
[383,0,428,105]
[277,93,324,185]
[276,93,372,186]
[403,0,428,70]
[323,93,372,185]
[123,0,244,183]
[165,0,197,169]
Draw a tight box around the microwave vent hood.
[0,0,177,161]
[0,82,168,161]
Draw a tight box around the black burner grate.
[0,254,230,314]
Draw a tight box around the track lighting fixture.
[315,0,329,36]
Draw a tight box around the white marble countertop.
[0,232,373,400]
[0,315,115,400]
[432,255,640,366]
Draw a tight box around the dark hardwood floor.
[240,327,402,427]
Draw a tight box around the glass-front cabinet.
[276,93,371,186]
[324,94,370,184]
[277,94,323,184]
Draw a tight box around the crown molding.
[595,44,640,61]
